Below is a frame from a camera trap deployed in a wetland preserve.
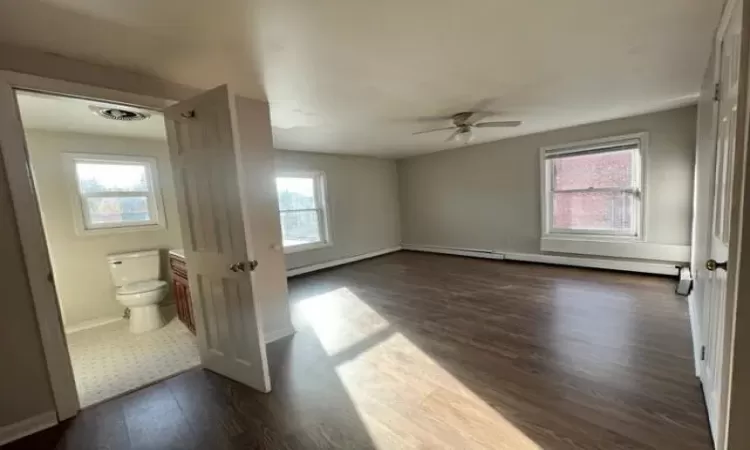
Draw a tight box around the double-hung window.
[66,154,164,234]
[541,133,645,240]
[275,172,329,252]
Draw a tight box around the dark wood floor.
[5,251,711,449]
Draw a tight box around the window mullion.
[80,191,151,198]
[551,187,635,194]
[278,208,320,213]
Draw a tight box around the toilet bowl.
[116,280,168,333]
[107,250,168,334]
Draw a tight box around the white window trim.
[63,153,166,236]
[539,132,648,244]
[276,170,332,254]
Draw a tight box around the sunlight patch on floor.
[299,287,541,449]
[297,287,391,356]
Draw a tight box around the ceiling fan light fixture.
[458,131,474,145]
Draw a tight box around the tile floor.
[66,315,200,407]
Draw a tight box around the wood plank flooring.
[5,251,711,449]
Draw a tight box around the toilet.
[107,250,168,334]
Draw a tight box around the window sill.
[540,236,690,262]
[283,241,332,254]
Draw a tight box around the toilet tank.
[107,250,161,287]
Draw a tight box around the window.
[276,172,329,252]
[66,154,163,233]
[541,133,645,239]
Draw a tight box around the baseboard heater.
[401,244,682,277]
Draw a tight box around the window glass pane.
[86,196,151,226]
[276,177,316,211]
[280,210,322,246]
[552,191,634,233]
[552,150,633,191]
[76,162,149,193]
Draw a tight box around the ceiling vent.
[89,105,150,121]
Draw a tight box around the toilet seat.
[117,280,167,295]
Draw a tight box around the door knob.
[229,260,259,273]
[706,259,728,271]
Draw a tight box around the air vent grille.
[89,106,150,121]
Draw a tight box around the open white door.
[164,85,271,392]
[700,1,741,443]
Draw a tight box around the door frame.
[724,0,750,446]
[0,70,177,420]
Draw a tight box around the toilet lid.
[116,280,167,295]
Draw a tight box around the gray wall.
[234,96,293,338]
[275,151,401,270]
[399,106,697,254]
[0,154,56,427]
[24,130,184,330]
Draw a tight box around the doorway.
[0,75,287,425]
[14,90,200,408]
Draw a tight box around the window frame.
[540,132,648,242]
[63,153,165,236]
[275,170,331,253]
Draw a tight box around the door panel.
[164,85,271,393]
[702,1,741,443]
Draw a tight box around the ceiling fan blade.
[464,98,504,124]
[466,111,493,125]
[474,121,522,128]
[445,130,461,142]
[412,127,456,135]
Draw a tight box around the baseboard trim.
[286,247,402,277]
[402,244,679,276]
[0,411,57,446]
[264,326,296,344]
[64,316,123,334]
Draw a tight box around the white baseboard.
[399,244,506,261]
[402,244,679,276]
[0,411,57,446]
[286,247,402,277]
[264,326,296,344]
[64,316,123,334]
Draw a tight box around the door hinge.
[701,345,706,361]
[714,83,721,102]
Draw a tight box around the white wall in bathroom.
[25,130,184,331]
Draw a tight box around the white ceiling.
[16,91,167,140]
[0,0,723,157]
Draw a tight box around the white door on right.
[701,0,741,443]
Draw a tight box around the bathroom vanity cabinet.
[169,250,196,335]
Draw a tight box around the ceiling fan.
[412,111,521,144]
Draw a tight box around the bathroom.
[16,91,199,407]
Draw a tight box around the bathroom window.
[275,172,330,252]
[66,154,164,234]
